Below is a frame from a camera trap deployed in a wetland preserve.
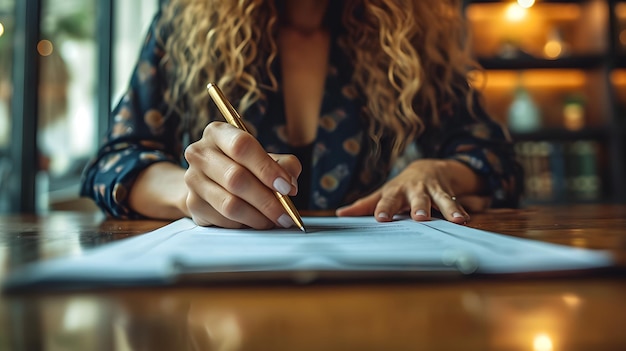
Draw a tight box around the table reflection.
[1,206,626,350]
[0,213,167,281]
[2,279,624,351]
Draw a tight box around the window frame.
[6,0,114,213]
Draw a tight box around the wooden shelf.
[478,55,605,70]
[614,55,626,68]
[511,127,609,142]
[467,0,596,4]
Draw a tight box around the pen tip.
[300,226,307,233]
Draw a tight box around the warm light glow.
[543,41,563,59]
[467,3,580,22]
[506,3,527,22]
[611,70,626,86]
[571,237,589,247]
[563,104,584,131]
[474,70,586,89]
[617,3,626,19]
[533,333,554,351]
[562,293,582,308]
[517,0,535,9]
[0,22,4,37]
[467,70,487,89]
[37,40,54,56]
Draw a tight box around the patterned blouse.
[80,12,523,219]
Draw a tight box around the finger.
[205,122,296,196]
[270,153,302,195]
[457,195,491,213]
[335,191,381,217]
[184,169,276,229]
[406,185,432,221]
[188,150,293,229]
[373,187,409,222]
[186,190,244,229]
[429,188,469,224]
[184,169,246,228]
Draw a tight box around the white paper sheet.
[2,217,614,291]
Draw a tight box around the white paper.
[3,217,614,290]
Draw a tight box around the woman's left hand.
[336,159,490,224]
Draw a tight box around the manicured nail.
[415,210,427,217]
[278,214,294,228]
[452,212,464,219]
[378,212,390,220]
[273,177,292,195]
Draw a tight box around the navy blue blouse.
[81,13,523,219]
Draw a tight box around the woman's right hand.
[183,121,301,229]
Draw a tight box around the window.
[39,0,99,210]
[0,0,14,212]
[113,0,159,105]
[1,0,159,214]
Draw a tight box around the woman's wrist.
[128,162,190,220]
[176,187,191,219]
[443,159,486,196]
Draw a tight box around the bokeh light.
[543,40,563,59]
[506,3,527,22]
[518,0,536,9]
[37,40,54,56]
[533,333,554,351]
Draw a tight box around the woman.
[81,0,523,229]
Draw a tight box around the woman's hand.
[336,159,490,224]
[183,121,301,229]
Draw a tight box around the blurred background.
[466,0,626,206]
[0,0,624,214]
[0,0,158,213]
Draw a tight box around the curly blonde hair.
[159,0,476,164]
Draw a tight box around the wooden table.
[1,205,625,351]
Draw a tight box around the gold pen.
[206,83,306,232]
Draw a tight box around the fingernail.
[278,214,294,228]
[452,212,464,219]
[415,210,427,217]
[273,177,292,195]
[378,212,390,220]
[291,176,298,192]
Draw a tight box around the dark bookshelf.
[478,55,606,70]
[466,0,626,204]
[614,55,626,68]
[511,127,609,142]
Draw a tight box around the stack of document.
[2,217,613,291]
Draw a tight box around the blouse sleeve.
[420,90,524,208]
[80,12,184,218]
